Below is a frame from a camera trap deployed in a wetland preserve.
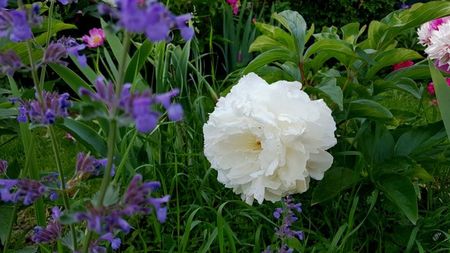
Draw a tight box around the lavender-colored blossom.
[31,207,62,243]
[28,3,43,26]
[122,174,170,222]
[0,9,32,42]
[81,77,183,133]
[43,42,69,65]
[58,0,78,5]
[18,91,71,125]
[0,50,22,75]
[75,152,108,178]
[0,159,7,174]
[57,36,87,67]
[0,0,7,8]
[101,0,194,42]
[0,179,47,205]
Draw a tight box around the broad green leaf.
[341,22,364,43]
[249,35,287,53]
[377,174,418,224]
[430,62,450,141]
[366,49,422,78]
[253,22,296,51]
[317,78,343,110]
[49,64,93,95]
[58,118,107,156]
[0,205,14,244]
[386,64,430,81]
[395,122,447,156]
[311,168,360,205]
[358,122,394,164]
[243,48,296,74]
[272,10,307,56]
[304,39,357,65]
[347,99,393,120]
[125,40,153,84]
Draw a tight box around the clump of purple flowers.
[31,207,62,244]
[17,91,71,125]
[0,3,43,42]
[0,50,22,75]
[0,159,7,174]
[0,179,50,205]
[80,77,183,133]
[44,37,87,67]
[264,196,304,253]
[99,0,194,42]
[75,152,108,178]
[75,174,169,251]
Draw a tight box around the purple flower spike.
[31,207,62,244]
[0,0,7,8]
[0,9,33,42]
[0,179,47,205]
[0,159,7,174]
[75,152,109,178]
[18,91,71,125]
[0,50,22,75]
[44,42,69,65]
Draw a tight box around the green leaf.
[243,48,296,74]
[348,99,393,120]
[316,78,343,110]
[0,205,14,244]
[49,64,93,95]
[124,40,153,84]
[312,168,360,205]
[0,108,16,119]
[429,62,450,141]
[249,35,287,53]
[366,49,423,78]
[304,39,357,65]
[272,10,307,56]
[58,118,107,156]
[386,64,430,81]
[377,174,418,224]
[253,22,296,51]
[395,122,447,157]
[358,122,394,164]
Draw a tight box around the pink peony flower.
[226,0,240,15]
[417,17,450,46]
[82,28,105,48]
[392,60,414,71]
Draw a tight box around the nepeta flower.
[43,42,69,65]
[100,0,194,41]
[0,0,7,8]
[18,91,71,125]
[58,0,78,5]
[75,152,108,178]
[203,73,337,204]
[0,50,22,75]
[80,77,183,133]
[226,0,240,15]
[425,21,450,72]
[0,159,7,174]
[0,179,47,205]
[83,28,106,48]
[57,36,87,67]
[0,9,32,42]
[74,174,168,250]
[31,207,62,243]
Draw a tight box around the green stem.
[112,130,137,185]
[38,0,56,92]
[82,32,131,253]
[48,126,77,250]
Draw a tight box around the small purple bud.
[0,160,7,174]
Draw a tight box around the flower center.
[253,140,262,151]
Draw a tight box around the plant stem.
[82,32,131,253]
[38,0,56,93]
[48,126,78,250]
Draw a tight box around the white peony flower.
[425,21,450,72]
[203,73,337,205]
[417,17,450,46]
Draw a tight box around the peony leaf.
[429,62,450,141]
[376,174,418,224]
[272,10,307,57]
[347,99,393,120]
[311,168,360,205]
[366,49,423,78]
[243,48,296,74]
[316,78,343,111]
[357,122,394,164]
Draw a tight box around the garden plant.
[0,0,450,252]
